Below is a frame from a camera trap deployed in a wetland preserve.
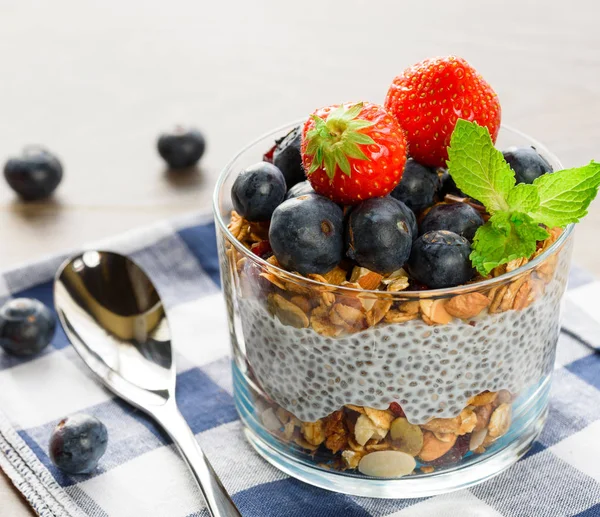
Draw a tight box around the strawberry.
[385,56,501,168]
[301,102,407,205]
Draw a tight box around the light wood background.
[1,0,599,514]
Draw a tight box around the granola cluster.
[259,390,513,476]
[227,211,563,337]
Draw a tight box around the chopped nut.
[359,272,384,290]
[468,391,498,407]
[364,408,395,430]
[399,301,420,314]
[260,272,286,290]
[505,257,528,272]
[310,305,344,337]
[385,309,419,323]
[488,403,512,439]
[496,390,512,404]
[348,436,365,452]
[474,404,494,432]
[513,279,539,310]
[489,284,509,314]
[459,408,478,434]
[433,432,455,443]
[322,266,348,286]
[261,408,282,432]
[500,275,528,312]
[420,299,453,324]
[469,428,488,451]
[346,405,366,415]
[418,431,456,462]
[301,421,326,446]
[367,298,393,326]
[536,255,558,283]
[342,450,364,469]
[387,277,410,292]
[354,414,389,446]
[283,420,296,440]
[365,441,393,452]
[422,415,460,435]
[267,293,309,328]
[293,435,319,451]
[420,466,435,474]
[445,292,490,319]
[330,303,366,330]
[323,411,348,453]
[358,450,416,477]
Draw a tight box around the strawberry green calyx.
[304,103,375,181]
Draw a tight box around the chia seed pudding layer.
[240,268,567,425]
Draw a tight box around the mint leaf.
[507,184,540,213]
[447,119,514,213]
[470,212,550,275]
[529,161,600,227]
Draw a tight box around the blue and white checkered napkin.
[2,213,600,517]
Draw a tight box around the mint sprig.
[447,119,600,275]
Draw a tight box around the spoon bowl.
[54,250,241,517]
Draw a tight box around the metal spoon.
[54,250,241,517]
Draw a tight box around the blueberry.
[231,162,286,221]
[269,194,344,275]
[438,169,465,198]
[407,231,474,289]
[0,298,56,356]
[503,146,553,184]
[390,159,439,213]
[273,126,305,188]
[420,203,484,241]
[395,199,418,240]
[346,197,413,274]
[157,127,205,169]
[285,180,314,200]
[49,414,108,474]
[4,147,63,201]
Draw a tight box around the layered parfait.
[217,56,600,481]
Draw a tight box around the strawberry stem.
[305,103,376,181]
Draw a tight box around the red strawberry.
[385,56,501,168]
[301,102,407,205]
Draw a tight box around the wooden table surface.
[1,0,599,514]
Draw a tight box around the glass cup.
[213,122,574,498]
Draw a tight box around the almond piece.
[342,450,364,469]
[330,303,366,330]
[366,298,393,326]
[358,272,384,290]
[422,416,460,434]
[469,428,488,451]
[474,404,494,431]
[488,403,512,439]
[301,420,326,446]
[445,292,490,319]
[322,266,348,286]
[364,408,395,430]
[385,309,419,323]
[459,408,478,434]
[418,431,456,462]
[358,450,416,477]
[420,299,453,324]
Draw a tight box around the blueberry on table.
[346,197,413,274]
[273,126,306,188]
[285,180,315,200]
[390,158,439,213]
[0,298,56,356]
[231,162,286,221]
[503,146,553,184]
[157,127,206,169]
[420,203,484,241]
[269,194,344,275]
[49,414,108,474]
[4,146,63,201]
[407,231,474,289]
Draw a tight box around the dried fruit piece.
[445,292,490,319]
[420,299,453,324]
[468,391,497,406]
[301,421,326,446]
[389,402,406,417]
[267,293,309,328]
[418,431,456,462]
[389,417,424,456]
[358,450,416,478]
[488,403,512,439]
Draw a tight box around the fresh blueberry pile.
[230,130,552,289]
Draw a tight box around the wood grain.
[0,0,599,513]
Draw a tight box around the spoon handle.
[153,403,242,517]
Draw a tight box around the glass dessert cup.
[213,122,574,498]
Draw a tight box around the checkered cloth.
[2,213,600,517]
